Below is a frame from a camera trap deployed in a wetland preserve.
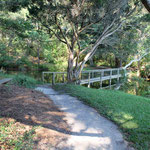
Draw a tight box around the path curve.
[36,86,133,150]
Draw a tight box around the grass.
[0,118,36,150]
[0,72,42,88]
[54,84,150,150]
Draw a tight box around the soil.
[0,84,70,150]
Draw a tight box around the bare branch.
[55,13,71,49]
[123,48,150,70]
[103,20,125,39]
[75,19,126,74]
[78,17,105,34]
[141,0,150,12]
[43,23,67,44]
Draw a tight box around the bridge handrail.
[43,71,67,74]
[42,68,123,74]
[82,68,123,73]
[42,68,124,87]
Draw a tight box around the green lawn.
[54,84,150,150]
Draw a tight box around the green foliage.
[12,74,40,88]
[14,128,36,150]
[0,13,33,38]
[0,55,16,68]
[0,119,35,150]
[54,84,150,150]
[0,72,41,88]
[0,0,30,12]
[122,76,150,97]
[16,57,33,70]
[142,65,150,77]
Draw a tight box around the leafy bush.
[12,74,40,88]
[122,76,150,97]
[16,57,34,71]
[37,63,49,71]
[141,65,150,79]
[0,55,17,69]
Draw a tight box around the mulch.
[0,84,70,150]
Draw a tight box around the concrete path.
[36,86,133,150]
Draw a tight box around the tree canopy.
[0,0,150,81]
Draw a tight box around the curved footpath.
[36,86,134,150]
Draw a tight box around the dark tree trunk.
[89,58,94,66]
[137,60,141,77]
[115,58,122,68]
[67,51,74,82]
[141,0,150,12]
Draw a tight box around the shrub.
[12,74,40,88]
[122,76,150,97]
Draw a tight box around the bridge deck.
[80,74,122,85]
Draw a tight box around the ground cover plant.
[54,84,150,150]
[0,72,41,88]
[0,118,36,150]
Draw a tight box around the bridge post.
[42,72,44,82]
[117,69,120,85]
[109,70,112,89]
[88,72,91,88]
[100,71,104,89]
[63,73,65,83]
[52,73,55,85]
[91,72,94,86]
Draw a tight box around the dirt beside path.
[0,85,70,150]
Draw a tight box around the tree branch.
[78,16,105,34]
[141,0,150,12]
[55,13,71,49]
[123,48,150,70]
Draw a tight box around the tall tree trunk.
[137,60,141,77]
[141,0,150,12]
[120,60,122,68]
[89,58,94,66]
[66,19,124,82]
[67,51,74,82]
[115,57,122,68]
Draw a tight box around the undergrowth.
[0,72,41,88]
[12,74,41,88]
[0,119,36,150]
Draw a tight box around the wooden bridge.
[42,68,124,89]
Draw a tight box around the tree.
[1,0,148,82]
[24,0,133,82]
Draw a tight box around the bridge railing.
[42,68,124,88]
[80,68,123,88]
[42,71,67,85]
